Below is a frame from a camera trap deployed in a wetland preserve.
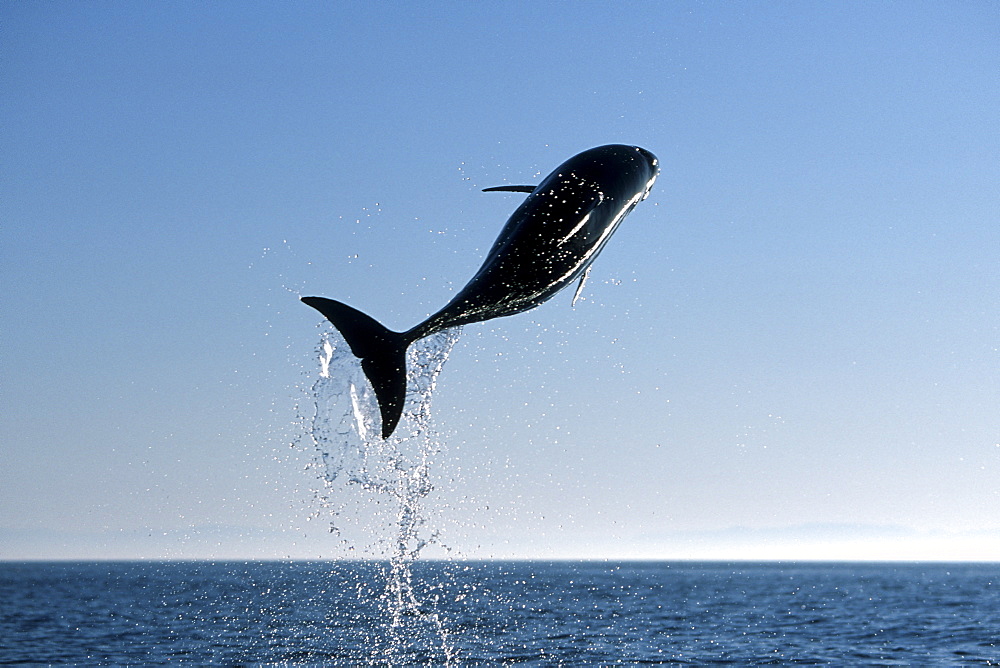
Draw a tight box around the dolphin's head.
[543,144,659,206]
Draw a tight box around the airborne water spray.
[306,323,462,664]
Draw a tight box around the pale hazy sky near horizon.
[3,1,999,561]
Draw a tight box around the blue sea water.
[1,560,998,666]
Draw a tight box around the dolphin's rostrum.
[303,144,659,438]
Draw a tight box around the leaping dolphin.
[303,144,659,438]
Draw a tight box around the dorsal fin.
[482,185,536,193]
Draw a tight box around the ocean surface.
[2,560,998,666]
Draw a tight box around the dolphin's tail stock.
[301,296,411,439]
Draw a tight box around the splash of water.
[305,324,462,664]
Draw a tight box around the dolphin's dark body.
[303,144,659,438]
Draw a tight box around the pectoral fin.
[482,185,536,193]
[571,266,592,307]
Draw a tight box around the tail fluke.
[301,296,410,439]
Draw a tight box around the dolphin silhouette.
[303,144,659,438]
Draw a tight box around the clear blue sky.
[2,1,998,561]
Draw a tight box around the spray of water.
[305,324,462,664]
